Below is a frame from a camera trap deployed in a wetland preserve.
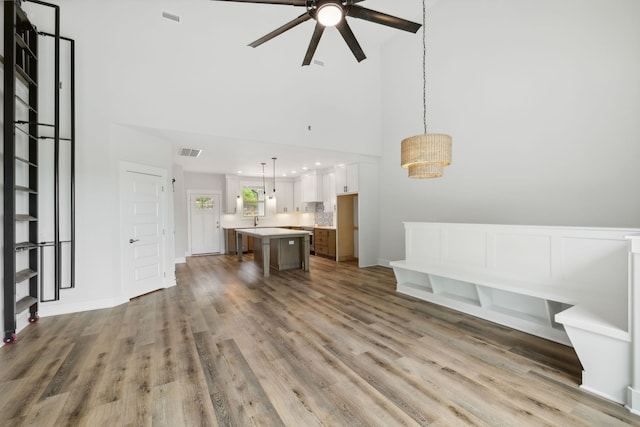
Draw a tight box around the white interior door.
[189,193,221,255]
[122,168,166,299]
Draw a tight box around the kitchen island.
[235,228,311,277]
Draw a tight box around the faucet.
[254,216,259,227]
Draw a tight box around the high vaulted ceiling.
[151,0,436,177]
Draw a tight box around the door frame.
[186,189,223,257]
[119,161,171,299]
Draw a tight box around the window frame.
[242,185,265,217]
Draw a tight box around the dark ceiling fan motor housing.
[212,0,422,66]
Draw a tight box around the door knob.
[129,238,140,244]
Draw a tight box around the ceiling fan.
[211,0,422,66]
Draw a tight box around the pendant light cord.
[272,157,277,196]
[422,0,427,135]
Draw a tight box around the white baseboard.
[627,386,640,415]
[175,257,186,264]
[39,296,129,318]
[39,281,178,318]
[377,259,392,268]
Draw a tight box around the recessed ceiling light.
[237,170,243,174]
[315,162,321,166]
[291,170,297,174]
[282,173,287,177]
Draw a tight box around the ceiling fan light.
[317,3,343,27]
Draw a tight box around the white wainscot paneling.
[407,224,441,264]
[560,237,628,294]
[443,228,486,269]
[492,233,552,281]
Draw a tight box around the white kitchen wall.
[218,176,314,229]
[378,0,640,265]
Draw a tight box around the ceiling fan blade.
[249,13,312,48]
[210,0,306,6]
[302,22,325,66]
[347,5,422,33]
[335,20,366,63]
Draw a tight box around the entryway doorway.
[188,191,222,255]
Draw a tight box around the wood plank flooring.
[2,254,640,426]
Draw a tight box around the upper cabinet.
[275,180,294,213]
[301,173,323,203]
[225,174,239,214]
[322,172,336,212]
[293,178,303,212]
[335,163,359,195]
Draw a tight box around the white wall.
[173,165,187,262]
[37,124,175,317]
[357,162,380,267]
[30,0,384,157]
[378,0,640,264]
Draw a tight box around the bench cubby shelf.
[391,222,640,406]
[393,263,572,345]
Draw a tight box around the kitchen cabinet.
[322,172,336,212]
[293,178,303,212]
[335,163,358,195]
[225,174,239,214]
[275,180,294,213]
[314,228,336,260]
[302,173,323,203]
[225,229,253,254]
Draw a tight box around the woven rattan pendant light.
[401,0,452,178]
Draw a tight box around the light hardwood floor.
[1,254,639,426]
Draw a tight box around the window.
[243,186,265,217]
[194,196,215,210]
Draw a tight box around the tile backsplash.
[314,203,333,227]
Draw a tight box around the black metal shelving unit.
[4,0,41,343]
[3,0,75,344]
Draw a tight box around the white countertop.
[235,227,312,238]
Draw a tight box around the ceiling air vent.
[178,148,202,158]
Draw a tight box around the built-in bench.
[390,222,640,405]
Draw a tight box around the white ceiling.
[136,0,435,177]
[134,124,379,177]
